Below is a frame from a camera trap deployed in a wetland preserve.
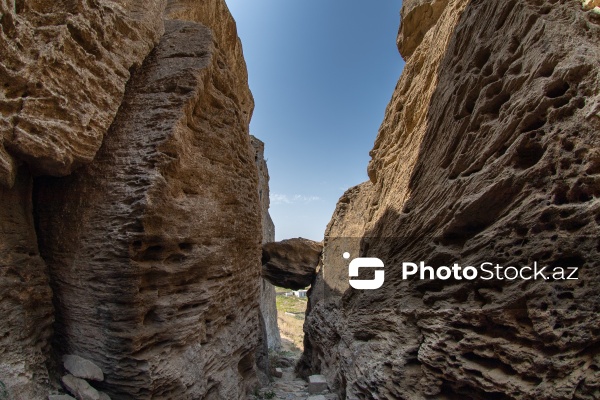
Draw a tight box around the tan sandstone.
[252,136,282,352]
[0,0,165,186]
[1,0,271,399]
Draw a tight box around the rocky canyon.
[0,0,599,400]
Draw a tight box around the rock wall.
[164,0,253,124]
[1,0,266,399]
[34,17,261,399]
[0,0,165,185]
[302,1,600,399]
[0,167,53,399]
[0,1,164,398]
[251,136,281,351]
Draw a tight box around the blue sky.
[226,0,405,241]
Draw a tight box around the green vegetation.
[0,381,8,400]
[274,287,308,353]
[269,348,296,368]
[274,287,307,317]
[270,348,295,359]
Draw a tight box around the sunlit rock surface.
[0,0,165,186]
[252,136,281,352]
[1,0,267,398]
[34,17,261,400]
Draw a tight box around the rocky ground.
[249,353,337,400]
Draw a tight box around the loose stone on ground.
[249,364,335,400]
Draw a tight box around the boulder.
[61,375,99,400]
[63,355,104,382]
[97,392,111,400]
[307,375,328,394]
[262,239,322,290]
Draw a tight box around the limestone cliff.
[302,1,600,399]
[1,1,267,399]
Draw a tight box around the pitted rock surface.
[262,239,322,290]
[0,0,165,185]
[35,19,262,399]
[0,167,53,399]
[302,1,600,399]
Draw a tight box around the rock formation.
[262,238,323,290]
[301,1,600,399]
[0,0,165,186]
[60,355,110,399]
[34,18,261,399]
[252,136,281,352]
[1,0,269,399]
[1,2,164,396]
[0,167,53,399]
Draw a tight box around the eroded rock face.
[303,1,600,399]
[397,0,448,59]
[164,0,253,125]
[0,0,165,186]
[0,167,53,400]
[252,136,281,351]
[262,239,322,290]
[35,19,262,399]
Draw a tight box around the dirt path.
[249,351,337,400]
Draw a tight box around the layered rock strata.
[252,136,281,351]
[0,167,53,399]
[0,0,165,185]
[1,0,265,399]
[302,0,600,399]
[1,2,165,395]
[34,18,262,400]
[262,238,322,290]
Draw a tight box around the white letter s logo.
[349,258,385,290]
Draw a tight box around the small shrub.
[263,390,276,399]
[0,381,8,400]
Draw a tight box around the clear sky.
[226,0,405,241]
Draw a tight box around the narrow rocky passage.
[249,354,336,400]
[256,239,328,399]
